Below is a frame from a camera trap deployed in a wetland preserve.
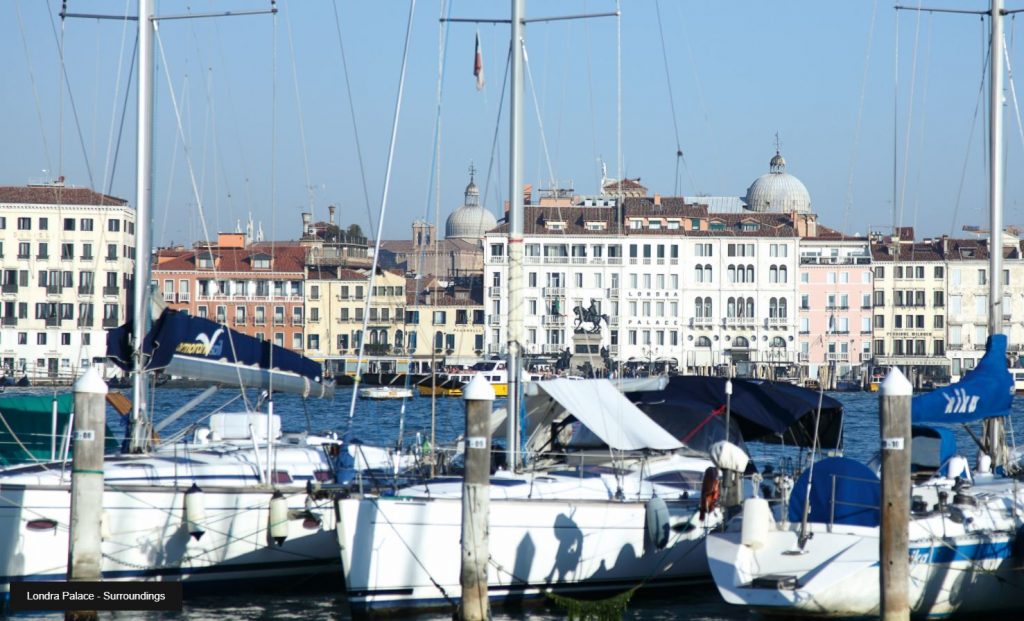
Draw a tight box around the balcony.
[488,315,502,326]
[102,286,120,296]
[273,316,285,326]
[765,317,789,327]
[723,317,757,328]
[77,317,93,328]
[542,287,565,298]
[307,315,320,324]
[1,283,17,294]
[254,317,266,326]
[44,316,61,327]
[163,292,175,302]
[825,352,851,362]
[606,288,620,299]
[488,286,503,298]
[1,317,16,327]
[541,315,565,327]
[798,352,810,362]
[291,317,304,326]
[488,255,506,264]
[102,317,119,328]
[178,292,190,302]
[609,316,620,327]
[77,285,94,295]
[541,343,567,355]
[825,305,849,311]
[487,344,503,355]
[45,284,62,296]
[690,317,714,328]
[609,344,619,356]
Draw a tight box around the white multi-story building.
[483,194,812,377]
[943,232,1024,380]
[0,185,135,379]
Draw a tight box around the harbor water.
[14,385,1024,619]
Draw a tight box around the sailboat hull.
[337,494,712,614]
[707,519,1024,617]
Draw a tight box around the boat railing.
[826,473,880,532]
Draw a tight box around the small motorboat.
[359,386,414,400]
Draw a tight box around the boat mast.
[985,0,1006,467]
[506,0,525,472]
[129,0,155,453]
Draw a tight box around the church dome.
[744,150,811,214]
[445,168,497,239]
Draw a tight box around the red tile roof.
[0,185,129,206]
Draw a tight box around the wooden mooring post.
[460,375,495,621]
[879,367,912,621]
[66,367,108,621]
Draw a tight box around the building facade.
[0,185,136,379]
[153,233,307,351]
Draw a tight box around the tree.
[346,223,364,238]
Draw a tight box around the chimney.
[328,205,336,225]
[653,193,661,207]
[301,212,312,235]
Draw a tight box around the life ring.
[700,466,720,521]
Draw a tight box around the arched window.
[697,336,712,347]
[395,330,404,348]
[771,336,786,348]
[727,297,736,318]
[379,329,389,346]
[769,297,778,318]
[746,297,755,318]
[770,266,778,283]
[703,297,712,317]
[746,266,754,282]
[695,297,705,318]
[695,265,704,283]
[779,298,788,318]
[705,264,713,283]
[354,330,363,348]
[780,265,788,283]
[434,331,444,351]
[733,336,750,348]
[369,330,379,345]
[408,332,417,352]
[727,265,736,283]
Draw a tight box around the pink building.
[797,237,873,386]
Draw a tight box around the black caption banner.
[10,581,183,611]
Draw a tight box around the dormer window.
[251,252,272,270]
[740,221,760,232]
[629,219,643,230]
[709,220,726,231]
[649,220,662,230]
[585,221,607,231]
[197,251,216,269]
[667,220,680,230]
[545,221,566,231]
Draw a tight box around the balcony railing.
[178,292,190,302]
[541,315,565,327]
[1,283,17,294]
[77,317,93,328]
[690,317,714,328]
[163,292,175,302]
[46,284,62,295]
[488,315,502,326]
[102,286,120,296]
[723,317,757,327]
[765,317,789,327]
[541,343,567,354]
[488,286,502,298]
[542,287,565,298]
[45,316,61,327]
[825,352,850,362]
[1,317,16,327]
[606,288,620,299]
[488,255,506,264]
[78,285,94,295]
[102,317,119,328]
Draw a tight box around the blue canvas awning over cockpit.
[107,309,334,399]
[631,376,844,449]
[912,334,1013,425]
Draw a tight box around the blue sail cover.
[631,376,844,449]
[912,334,1013,424]
[787,457,880,527]
[107,309,333,399]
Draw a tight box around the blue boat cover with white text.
[106,308,327,389]
[911,334,1013,424]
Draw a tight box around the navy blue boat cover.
[787,456,880,527]
[107,308,325,385]
[632,376,843,449]
[912,334,1013,424]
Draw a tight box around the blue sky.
[1,1,1022,245]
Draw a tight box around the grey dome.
[744,151,811,214]
[445,171,497,239]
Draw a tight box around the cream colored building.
[0,184,135,379]
[870,233,949,386]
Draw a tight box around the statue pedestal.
[569,331,605,376]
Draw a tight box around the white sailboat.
[0,0,345,599]
[333,1,735,614]
[706,1,1024,616]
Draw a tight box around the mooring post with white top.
[879,367,912,621]
[460,375,495,621]
[66,367,108,621]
